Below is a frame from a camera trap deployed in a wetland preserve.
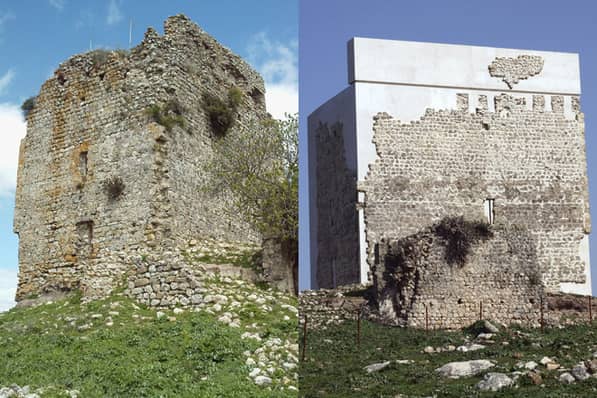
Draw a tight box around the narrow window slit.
[79,151,88,177]
[483,198,495,224]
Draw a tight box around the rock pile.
[299,284,368,329]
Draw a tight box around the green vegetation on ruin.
[145,99,186,132]
[202,87,244,137]
[20,96,36,119]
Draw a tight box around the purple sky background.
[298,0,597,291]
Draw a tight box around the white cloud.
[106,0,123,25]
[0,268,17,312]
[0,103,26,198]
[247,33,298,119]
[0,69,15,95]
[49,0,65,11]
[0,12,15,27]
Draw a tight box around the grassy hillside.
[0,275,298,397]
[299,319,597,397]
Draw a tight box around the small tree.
[205,114,298,293]
[21,96,36,119]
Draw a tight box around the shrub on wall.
[433,216,493,266]
[103,176,125,201]
[145,100,186,132]
[203,87,244,137]
[88,49,129,69]
[89,49,111,67]
[21,96,36,119]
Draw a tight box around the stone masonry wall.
[488,55,544,89]
[373,222,544,329]
[315,122,360,288]
[360,93,590,294]
[14,15,265,300]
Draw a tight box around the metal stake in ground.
[356,310,361,348]
[302,314,308,361]
[425,303,429,332]
[589,295,593,323]
[479,301,483,321]
[540,295,544,332]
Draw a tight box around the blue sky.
[298,0,597,291]
[0,0,297,311]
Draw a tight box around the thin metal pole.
[301,314,308,361]
[479,301,483,321]
[540,296,544,332]
[425,303,429,332]
[589,295,593,323]
[357,310,361,348]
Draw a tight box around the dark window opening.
[374,243,380,265]
[79,151,88,177]
[484,198,495,224]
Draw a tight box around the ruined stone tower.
[14,15,267,300]
[308,39,591,327]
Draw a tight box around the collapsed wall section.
[374,220,544,329]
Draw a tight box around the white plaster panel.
[560,234,592,295]
[349,38,581,95]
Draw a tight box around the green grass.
[182,239,263,275]
[299,319,597,398]
[193,250,261,269]
[0,291,296,397]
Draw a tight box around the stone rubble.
[476,372,514,392]
[363,361,391,373]
[435,360,495,378]
[0,385,78,398]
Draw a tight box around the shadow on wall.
[315,121,360,289]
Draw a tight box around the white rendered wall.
[561,235,593,295]
[349,38,581,95]
[347,38,589,293]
